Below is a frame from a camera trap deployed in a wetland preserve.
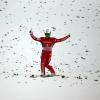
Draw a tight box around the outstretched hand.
[67,33,70,38]
[29,29,33,36]
[29,29,33,33]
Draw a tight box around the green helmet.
[44,29,51,37]
[45,32,51,37]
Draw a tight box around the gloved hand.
[67,33,71,38]
[29,29,33,34]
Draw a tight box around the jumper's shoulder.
[50,37,56,40]
[40,37,45,39]
[50,37,56,42]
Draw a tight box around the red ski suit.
[30,33,70,75]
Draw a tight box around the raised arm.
[29,30,41,42]
[55,34,70,43]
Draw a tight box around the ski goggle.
[45,33,51,36]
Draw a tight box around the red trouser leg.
[46,65,55,74]
[45,53,55,74]
[41,53,46,75]
[41,51,55,75]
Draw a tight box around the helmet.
[44,29,51,37]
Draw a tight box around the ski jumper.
[30,33,70,75]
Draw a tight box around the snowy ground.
[0,0,100,100]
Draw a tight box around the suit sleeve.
[30,32,41,42]
[55,35,70,43]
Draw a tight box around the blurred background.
[0,0,100,100]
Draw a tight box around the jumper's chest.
[41,39,54,47]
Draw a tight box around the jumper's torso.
[40,37,56,51]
